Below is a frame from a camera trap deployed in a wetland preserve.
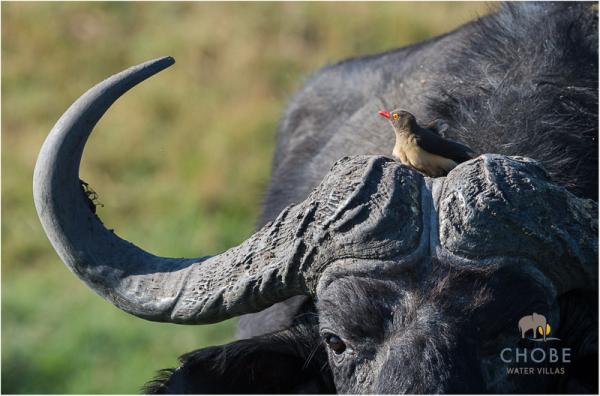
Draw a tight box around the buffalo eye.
[323,333,346,354]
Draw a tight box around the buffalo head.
[34,58,597,393]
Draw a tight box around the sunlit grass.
[2,2,488,393]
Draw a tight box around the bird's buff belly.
[393,143,457,177]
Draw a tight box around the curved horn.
[33,57,313,324]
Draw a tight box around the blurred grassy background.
[2,2,489,393]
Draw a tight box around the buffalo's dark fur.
[147,2,598,393]
[144,305,334,394]
[315,265,571,393]
[427,2,598,200]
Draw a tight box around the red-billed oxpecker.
[378,109,475,177]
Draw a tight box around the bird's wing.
[415,128,475,163]
[425,119,449,135]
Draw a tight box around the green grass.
[2,2,489,393]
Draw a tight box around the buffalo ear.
[143,325,334,394]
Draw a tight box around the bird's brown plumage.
[379,109,474,177]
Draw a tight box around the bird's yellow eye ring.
[393,113,399,120]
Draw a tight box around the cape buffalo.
[33,2,597,393]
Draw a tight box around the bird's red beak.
[378,110,390,119]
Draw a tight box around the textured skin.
[313,154,598,294]
[438,155,597,295]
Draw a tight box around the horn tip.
[161,56,175,66]
[151,56,175,72]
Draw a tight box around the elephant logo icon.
[518,313,559,341]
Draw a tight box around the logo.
[517,312,559,342]
[500,313,570,375]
